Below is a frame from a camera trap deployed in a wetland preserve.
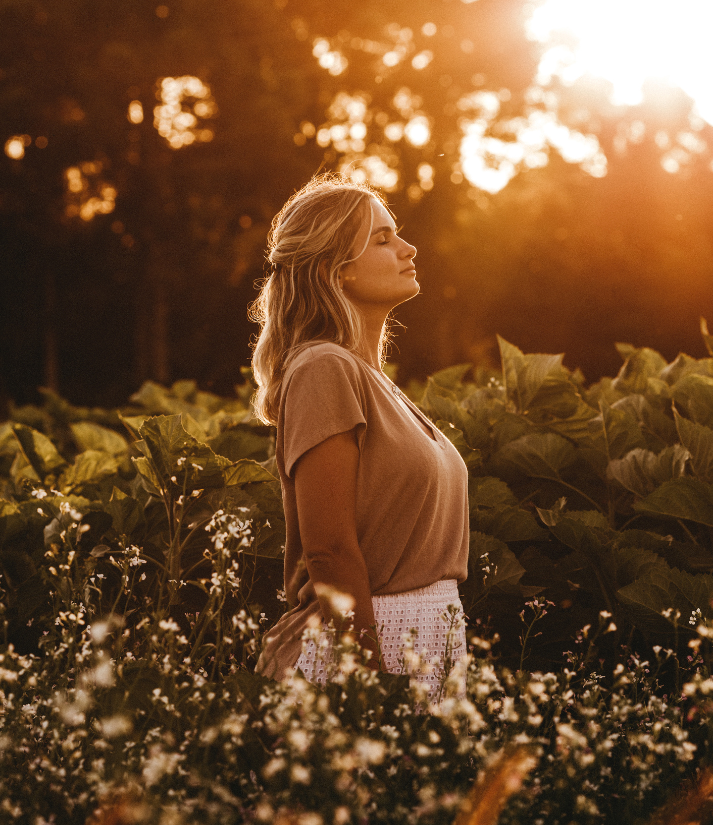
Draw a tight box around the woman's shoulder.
[286,342,365,375]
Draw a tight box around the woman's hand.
[293,428,383,670]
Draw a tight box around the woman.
[251,174,469,700]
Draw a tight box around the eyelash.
[378,226,404,245]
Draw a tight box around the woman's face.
[339,198,419,314]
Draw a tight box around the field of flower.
[4,332,713,824]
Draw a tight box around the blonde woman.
[251,174,469,700]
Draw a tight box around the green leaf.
[139,414,232,491]
[497,336,569,413]
[672,374,713,428]
[594,399,647,462]
[467,532,526,597]
[635,478,713,527]
[607,445,689,497]
[611,346,668,394]
[0,499,22,544]
[496,432,576,481]
[468,476,518,510]
[119,414,148,440]
[11,424,67,478]
[472,506,547,542]
[428,363,471,392]
[106,487,144,536]
[435,421,481,469]
[208,426,274,463]
[132,456,162,497]
[675,410,713,483]
[422,379,482,448]
[224,459,277,486]
[70,421,128,455]
[660,353,713,386]
[617,566,713,628]
[58,450,120,494]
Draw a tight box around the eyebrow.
[370,225,395,236]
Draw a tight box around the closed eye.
[376,226,404,245]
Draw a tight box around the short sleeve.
[281,350,367,477]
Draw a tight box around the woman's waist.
[371,579,459,604]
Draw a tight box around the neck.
[359,308,388,370]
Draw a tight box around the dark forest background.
[2,0,712,410]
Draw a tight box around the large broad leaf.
[611,347,668,395]
[0,423,16,454]
[490,409,533,452]
[423,380,483,449]
[130,381,215,430]
[674,410,713,483]
[672,374,713,428]
[594,399,647,462]
[427,363,472,392]
[607,445,689,497]
[660,353,713,386]
[131,456,162,497]
[536,510,608,557]
[106,486,144,537]
[496,432,575,481]
[635,478,713,527]
[498,336,569,413]
[70,421,128,456]
[208,426,274,463]
[12,424,67,478]
[617,566,713,628]
[139,415,232,491]
[611,544,669,590]
[472,506,547,542]
[467,532,526,598]
[224,458,277,486]
[0,499,22,544]
[58,450,120,494]
[468,476,518,510]
[544,397,599,441]
[435,421,481,470]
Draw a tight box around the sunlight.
[458,90,606,193]
[4,136,27,160]
[153,76,216,149]
[404,116,430,147]
[127,101,144,125]
[527,0,713,125]
[64,162,116,221]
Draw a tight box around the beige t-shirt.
[256,342,469,679]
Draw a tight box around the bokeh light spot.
[128,100,144,124]
[4,137,25,159]
[404,116,430,146]
[153,76,217,149]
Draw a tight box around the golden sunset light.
[527,0,713,123]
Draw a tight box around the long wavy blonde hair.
[249,173,392,425]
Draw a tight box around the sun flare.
[527,0,713,124]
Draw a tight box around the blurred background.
[2,0,712,408]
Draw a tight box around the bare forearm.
[305,545,381,667]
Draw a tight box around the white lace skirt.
[294,579,466,702]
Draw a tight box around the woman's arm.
[293,428,382,670]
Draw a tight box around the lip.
[401,266,417,275]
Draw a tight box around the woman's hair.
[249,173,392,425]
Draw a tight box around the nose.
[400,238,417,259]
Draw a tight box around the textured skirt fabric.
[294,579,466,702]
